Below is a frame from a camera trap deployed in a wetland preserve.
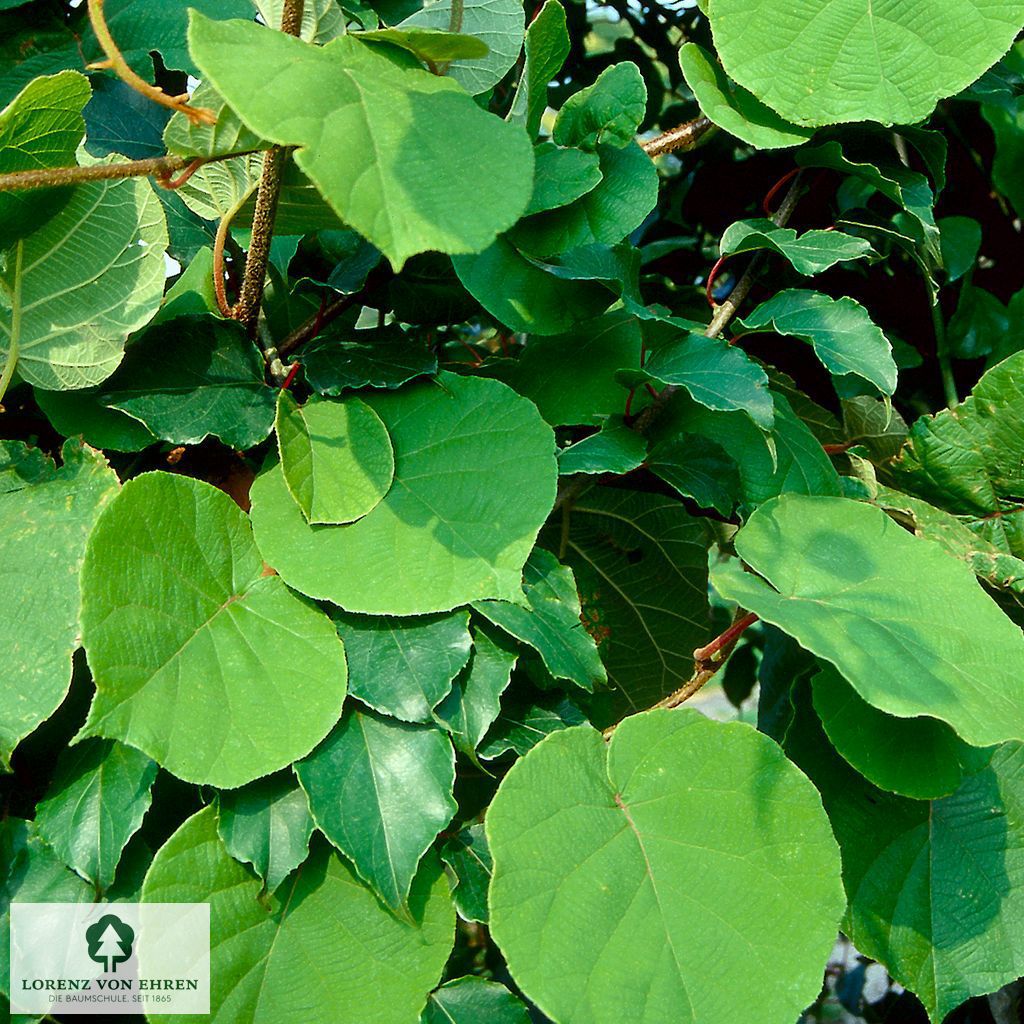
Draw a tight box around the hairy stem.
[0,241,24,405]
[87,0,216,124]
[642,116,715,158]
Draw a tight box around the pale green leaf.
[141,806,454,1024]
[0,174,168,390]
[250,373,557,615]
[359,27,490,63]
[740,289,897,396]
[552,62,646,151]
[678,43,812,150]
[217,773,315,894]
[0,440,118,768]
[79,472,349,788]
[256,0,346,42]
[506,0,569,138]
[721,219,877,274]
[473,547,606,691]
[707,0,1024,126]
[712,494,1024,747]
[275,392,395,525]
[189,15,534,269]
[523,142,603,217]
[399,0,523,94]
[487,710,845,1024]
[332,609,472,722]
[295,707,457,912]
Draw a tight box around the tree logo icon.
[85,914,135,973]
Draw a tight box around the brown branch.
[0,152,251,193]
[642,116,714,157]
[87,0,215,124]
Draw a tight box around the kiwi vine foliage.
[3,0,1024,1022]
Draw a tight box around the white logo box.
[10,902,210,1015]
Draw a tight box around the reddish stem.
[280,361,301,391]
[822,441,856,455]
[762,167,800,217]
[706,254,729,307]
[158,158,205,190]
[693,612,758,663]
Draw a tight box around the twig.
[87,0,215,124]
[213,194,251,318]
[602,610,758,740]
[277,292,362,359]
[231,0,304,336]
[642,116,714,157]
[0,152,249,193]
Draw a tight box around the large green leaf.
[217,773,315,895]
[678,43,812,150]
[93,316,277,450]
[487,710,844,1024]
[142,806,454,1024]
[0,71,90,242]
[707,0,1024,126]
[275,393,395,525]
[0,174,167,390]
[541,487,709,724]
[332,609,472,722]
[33,738,156,893]
[810,664,975,800]
[0,440,118,768]
[713,494,1024,747]
[189,15,533,269]
[422,978,530,1024]
[889,351,1024,557]
[552,63,646,151]
[399,0,524,94]
[295,707,456,912]
[739,290,897,396]
[79,472,348,788]
[721,219,876,275]
[250,373,557,615]
[473,547,606,691]
[506,0,569,138]
[788,700,1024,1023]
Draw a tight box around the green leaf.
[0,440,118,768]
[721,219,877,275]
[188,15,534,269]
[811,665,974,800]
[473,547,606,691]
[398,0,524,94]
[712,494,1024,747]
[142,805,454,1024]
[163,82,269,160]
[0,174,168,390]
[540,487,709,723]
[439,825,492,923]
[295,707,457,912]
[422,977,530,1024]
[558,416,646,476]
[523,142,603,217]
[678,43,813,150]
[250,373,557,615]
[217,773,315,894]
[656,391,841,509]
[359,27,490,63]
[938,215,982,282]
[34,387,156,453]
[509,141,658,259]
[889,350,1024,556]
[0,71,90,242]
[552,62,646,151]
[984,99,1024,221]
[79,472,348,788]
[946,283,1008,359]
[302,326,438,394]
[487,710,845,1024]
[632,318,774,428]
[788,702,1024,1024]
[452,238,626,335]
[33,738,156,892]
[506,0,569,138]
[0,440,54,491]
[739,289,897,396]
[92,316,277,449]
[332,609,472,723]
[275,393,395,525]
[433,624,517,758]
[707,0,1024,126]
[478,688,587,759]
[647,434,741,516]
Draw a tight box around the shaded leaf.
[647,433,741,515]
[558,416,646,476]
[439,825,492,924]
[721,219,876,275]
[422,977,530,1024]
[302,326,437,394]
